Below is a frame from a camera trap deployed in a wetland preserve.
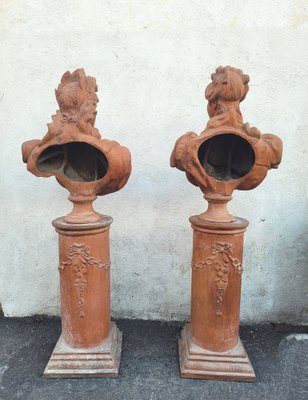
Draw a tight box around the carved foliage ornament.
[59,243,110,318]
[192,243,242,316]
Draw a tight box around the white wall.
[0,0,307,324]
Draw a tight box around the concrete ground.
[0,318,307,400]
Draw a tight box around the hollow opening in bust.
[37,142,108,182]
[198,133,255,181]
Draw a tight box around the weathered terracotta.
[22,69,131,378]
[171,66,282,381]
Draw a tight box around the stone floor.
[0,317,307,400]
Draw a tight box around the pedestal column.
[171,65,282,382]
[179,214,256,381]
[22,68,131,379]
[43,216,122,378]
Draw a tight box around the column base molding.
[179,324,256,382]
[43,322,122,378]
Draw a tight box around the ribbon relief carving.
[59,243,110,318]
[192,242,242,316]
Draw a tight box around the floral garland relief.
[59,243,110,318]
[192,242,242,316]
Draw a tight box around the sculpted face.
[82,97,98,127]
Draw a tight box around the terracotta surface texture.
[171,65,282,222]
[22,68,131,224]
[171,66,283,381]
[22,69,131,378]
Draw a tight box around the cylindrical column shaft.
[190,216,248,352]
[53,216,113,348]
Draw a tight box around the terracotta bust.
[171,65,282,222]
[22,68,131,224]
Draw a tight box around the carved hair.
[55,69,98,120]
[40,69,100,144]
[205,66,250,103]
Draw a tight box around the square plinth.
[43,322,122,378]
[179,324,256,382]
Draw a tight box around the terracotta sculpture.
[171,66,282,381]
[22,69,131,378]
